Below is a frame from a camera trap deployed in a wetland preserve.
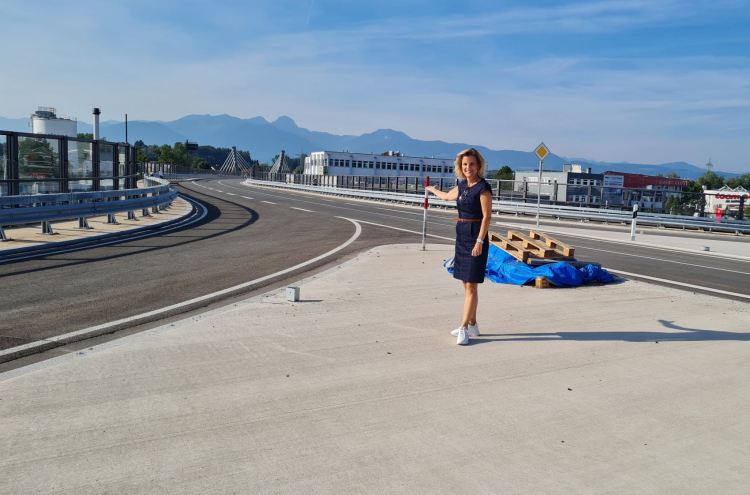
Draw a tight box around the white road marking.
[610,270,750,300]
[219,181,450,226]
[345,218,750,300]
[241,196,253,200]
[290,207,315,213]
[225,193,236,196]
[337,217,453,242]
[0,219,363,360]
[262,201,276,204]
[495,221,750,264]
[576,246,750,276]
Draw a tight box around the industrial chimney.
[92,108,101,140]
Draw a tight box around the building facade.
[704,186,749,217]
[514,164,604,204]
[304,151,456,178]
[602,172,689,208]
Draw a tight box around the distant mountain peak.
[271,116,300,131]
[247,116,270,125]
[367,128,410,139]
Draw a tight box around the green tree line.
[133,141,257,170]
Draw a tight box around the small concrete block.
[286,286,300,302]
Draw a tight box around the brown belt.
[453,218,482,223]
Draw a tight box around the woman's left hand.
[471,241,482,257]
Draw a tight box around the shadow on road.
[474,319,749,343]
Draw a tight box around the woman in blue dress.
[426,148,493,345]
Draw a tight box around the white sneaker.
[452,323,480,337]
[468,323,480,336]
[455,326,469,345]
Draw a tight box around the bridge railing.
[247,178,750,235]
[0,177,177,239]
[258,172,746,221]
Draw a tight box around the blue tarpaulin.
[445,244,614,287]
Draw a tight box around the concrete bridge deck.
[2,243,748,494]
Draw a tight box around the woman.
[426,148,493,345]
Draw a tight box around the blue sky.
[1,0,749,172]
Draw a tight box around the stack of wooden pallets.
[489,229,575,265]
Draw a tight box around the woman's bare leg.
[462,282,478,327]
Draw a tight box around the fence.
[258,172,746,220]
[0,131,139,196]
[141,162,240,177]
[0,177,177,240]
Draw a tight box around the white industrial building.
[304,151,456,178]
[705,186,749,217]
[30,107,77,137]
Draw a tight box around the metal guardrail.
[246,179,750,235]
[0,177,177,239]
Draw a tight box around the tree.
[726,174,750,189]
[665,195,679,214]
[665,172,680,179]
[694,170,725,191]
[17,137,59,177]
[687,170,725,193]
[494,165,514,190]
[77,132,107,141]
[192,158,210,170]
[136,149,149,163]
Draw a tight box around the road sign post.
[533,142,550,227]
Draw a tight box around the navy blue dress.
[453,179,492,283]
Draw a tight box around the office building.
[304,150,456,178]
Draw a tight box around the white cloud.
[1,1,749,172]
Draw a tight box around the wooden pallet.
[489,229,575,265]
[488,232,529,263]
[529,230,575,258]
[507,230,557,258]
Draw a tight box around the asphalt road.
[1,177,748,360]
[215,179,750,301]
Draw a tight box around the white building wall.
[303,151,455,178]
[30,117,77,138]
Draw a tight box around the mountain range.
[1,114,743,180]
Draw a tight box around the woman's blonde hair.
[454,148,487,180]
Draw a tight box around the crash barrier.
[0,177,177,240]
[143,164,241,177]
[259,172,746,221]
[246,179,750,236]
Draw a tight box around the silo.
[30,107,78,137]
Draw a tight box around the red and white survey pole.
[422,176,430,251]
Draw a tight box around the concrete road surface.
[2,244,749,494]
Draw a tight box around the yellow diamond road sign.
[534,142,550,161]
